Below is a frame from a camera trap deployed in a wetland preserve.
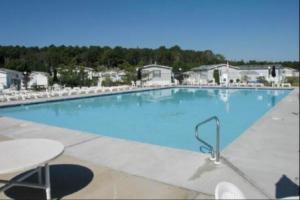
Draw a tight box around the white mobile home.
[0,68,23,89]
[238,65,284,83]
[99,70,126,82]
[140,64,173,86]
[28,71,49,88]
[282,67,299,77]
[184,64,240,85]
[184,63,287,85]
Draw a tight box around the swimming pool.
[0,88,290,152]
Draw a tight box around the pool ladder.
[195,116,221,164]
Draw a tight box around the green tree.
[1,44,298,79]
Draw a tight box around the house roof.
[239,70,259,75]
[191,64,240,71]
[191,64,284,71]
[57,66,95,71]
[182,71,194,75]
[141,64,172,70]
[282,67,299,71]
[0,68,23,75]
[237,64,283,70]
[30,71,49,76]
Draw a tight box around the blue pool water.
[0,88,290,152]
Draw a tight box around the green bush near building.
[213,70,220,84]
[286,76,299,86]
[101,77,126,87]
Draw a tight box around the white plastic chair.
[215,182,246,199]
[280,196,300,199]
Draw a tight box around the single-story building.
[28,71,49,89]
[282,67,299,77]
[99,70,126,82]
[183,63,293,85]
[140,64,173,86]
[189,63,240,85]
[237,64,283,83]
[0,68,23,89]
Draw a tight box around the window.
[153,70,161,78]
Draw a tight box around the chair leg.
[44,164,51,200]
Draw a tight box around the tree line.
[0,45,298,76]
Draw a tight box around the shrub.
[286,76,299,86]
[213,70,220,84]
[256,76,269,86]
[101,77,114,87]
[241,75,249,83]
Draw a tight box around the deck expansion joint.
[221,156,272,199]
[65,135,101,149]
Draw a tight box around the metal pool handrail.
[195,116,220,164]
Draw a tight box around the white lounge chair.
[95,87,103,93]
[281,83,291,88]
[60,89,70,96]
[0,139,64,200]
[36,91,49,98]
[6,93,22,101]
[239,82,247,87]
[0,95,6,102]
[78,87,89,94]
[103,87,112,92]
[49,90,60,97]
[68,88,79,95]
[215,182,246,199]
[111,87,119,92]
[280,196,300,199]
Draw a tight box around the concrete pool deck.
[0,135,203,199]
[223,88,299,198]
[0,87,298,199]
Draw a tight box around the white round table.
[0,139,64,199]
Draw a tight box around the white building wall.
[183,64,296,85]
[194,66,241,84]
[86,70,94,79]
[28,73,48,88]
[187,70,212,84]
[141,66,172,86]
[216,66,240,84]
[0,71,7,88]
[0,69,23,89]
[240,69,282,83]
[282,68,299,77]
[206,70,214,81]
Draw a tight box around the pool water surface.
[0,88,290,152]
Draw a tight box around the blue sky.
[0,0,298,61]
